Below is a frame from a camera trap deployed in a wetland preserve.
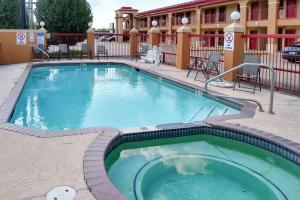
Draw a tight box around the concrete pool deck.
[0,59,299,200]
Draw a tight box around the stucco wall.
[0,30,45,65]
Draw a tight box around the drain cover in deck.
[46,186,76,200]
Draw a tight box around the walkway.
[0,59,299,199]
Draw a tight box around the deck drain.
[46,186,76,200]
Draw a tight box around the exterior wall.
[0,30,44,65]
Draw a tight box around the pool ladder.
[30,45,50,63]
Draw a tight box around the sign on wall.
[29,32,35,45]
[16,32,27,45]
[37,32,45,45]
[224,32,234,51]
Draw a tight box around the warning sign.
[224,32,234,51]
[16,32,27,45]
[37,32,45,45]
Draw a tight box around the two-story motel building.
[115,0,300,48]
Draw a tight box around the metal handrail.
[205,63,275,114]
[203,92,263,112]
[31,45,49,61]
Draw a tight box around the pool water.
[105,135,300,200]
[10,64,239,130]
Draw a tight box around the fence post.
[148,26,160,47]
[223,21,245,81]
[87,28,95,58]
[130,28,138,60]
[176,24,191,70]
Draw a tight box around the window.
[286,0,297,18]
[251,2,259,21]
[218,31,224,46]
[219,7,226,22]
[204,8,217,23]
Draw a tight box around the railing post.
[87,28,95,58]
[176,24,191,70]
[267,0,280,53]
[148,26,160,47]
[223,21,245,81]
[130,28,138,60]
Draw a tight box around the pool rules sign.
[224,32,234,51]
[16,32,27,45]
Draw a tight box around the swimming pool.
[105,134,300,200]
[10,63,240,130]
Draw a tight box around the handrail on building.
[204,63,275,114]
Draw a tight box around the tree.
[35,0,93,33]
[0,0,20,29]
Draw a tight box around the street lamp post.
[20,0,26,29]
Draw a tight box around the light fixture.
[88,22,93,28]
[181,17,189,25]
[40,21,45,28]
[230,11,240,21]
[152,20,158,27]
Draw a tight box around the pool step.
[206,106,217,118]
[188,106,233,122]
[188,106,205,122]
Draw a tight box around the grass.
[49,50,81,58]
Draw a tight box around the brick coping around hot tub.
[0,61,256,137]
[83,123,300,200]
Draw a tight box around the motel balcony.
[201,10,232,29]
[246,7,269,28]
[137,21,148,29]
[278,4,300,26]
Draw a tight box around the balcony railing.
[249,8,268,21]
[204,13,217,24]
[279,5,298,19]
[158,19,168,27]
[149,19,169,27]
[172,16,196,25]
[138,22,148,28]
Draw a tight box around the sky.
[88,0,187,28]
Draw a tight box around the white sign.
[16,32,27,45]
[37,32,45,45]
[29,32,35,44]
[224,32,234,51]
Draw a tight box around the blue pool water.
[10,64,239,130]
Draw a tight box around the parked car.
[100,36,109,41]
[282,42,300,62]
[107,36,116,42]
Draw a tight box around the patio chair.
[140,49,155,63]
[97,45,108,60]
[194,51,222,81]
[186,52,208,78]
[134,45,149,61]
[58,44,71,59]
[80,43,92,59]
[233,54,262,94]
[32,44,48,61]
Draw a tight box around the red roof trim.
[136,0,233,17]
